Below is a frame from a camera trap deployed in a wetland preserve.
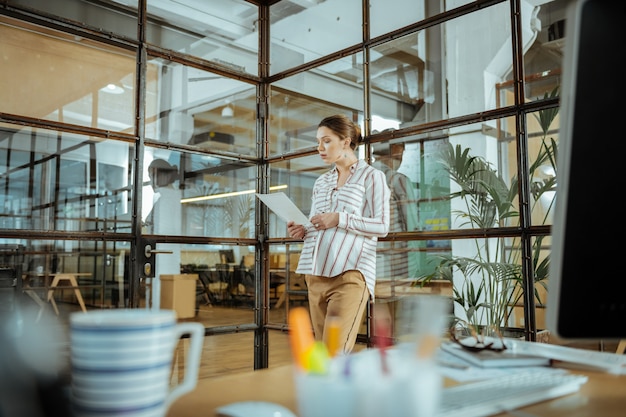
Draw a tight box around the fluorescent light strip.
[181,184,288,204]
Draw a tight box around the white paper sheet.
[256,192,310,225]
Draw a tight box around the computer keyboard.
[437,369,588,417]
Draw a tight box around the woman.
[287,114,390,354]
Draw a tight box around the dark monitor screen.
[547,0,626,340]
[219,249,235,264]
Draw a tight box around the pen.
[288,307,315,370]
[342,354,352,378]
[374,317,392,375]
[326,316,341,357]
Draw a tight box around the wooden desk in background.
[46,272,91,314]
[167,364,626,417]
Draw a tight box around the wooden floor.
[173,325,293,380]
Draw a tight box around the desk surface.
[168,364,626,417]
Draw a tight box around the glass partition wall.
[1,0,567,373]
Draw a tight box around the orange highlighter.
[288,307,329,374]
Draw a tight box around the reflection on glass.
[369,136,452,288]
[270,59,364,157]
[370,0,476,38]
[0,238,132,308]
[269,90,336,156]
[142,149,256,238]
[7,0,139,38]
[268,156,328,239]
[373,143,420,279]
[370,0,426,38]
[500,234,551,329]
[268,243,306,325]
[146,0,259,76]
[370,30,433,129]
[443,2,511,117]
[0,125,133,233]
[445,121,519,230]
[144,158,180,235]
[521,0,564,104]
[526,109,558,227]
[270,0,362,75]
[0,16,136,131]
[180,243,256,314]
[145,57,257,156]
[369,9,525,129]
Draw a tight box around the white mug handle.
[165,322,205,409]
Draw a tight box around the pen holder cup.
[295,371,358,417]
[295,350,442,417]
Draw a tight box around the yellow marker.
[288,307,315,370]
[326,316,341,357]
[304,341,330,374]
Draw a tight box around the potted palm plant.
[419,88,559,339]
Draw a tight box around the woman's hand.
[310,212,339,230]
[287,221,306,239]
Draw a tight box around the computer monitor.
[219,249,235,264]
[546,0,626,340]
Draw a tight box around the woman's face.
[316,126,348,165]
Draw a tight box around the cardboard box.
[160,274,198,319]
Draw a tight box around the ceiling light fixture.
[221,103,234,118]
[100,83,125,95]
[181,184,288,204]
